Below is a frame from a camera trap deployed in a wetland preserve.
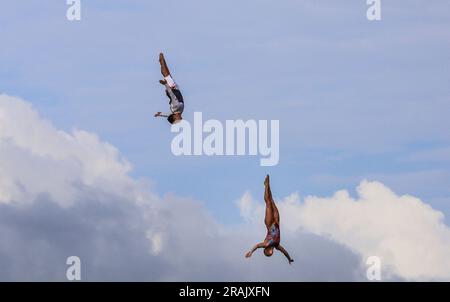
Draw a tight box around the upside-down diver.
[245,175,294,264]
[154,52,184,124]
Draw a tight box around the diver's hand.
[289,258,294,265]
[154,112,162,117]
[245,251,253,258]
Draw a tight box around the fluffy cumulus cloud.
[0,94,449,281]
[238,182,450,281]
[0,94,140,207]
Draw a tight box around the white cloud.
[0,94,142,207]
[0,94,364,281]
[237,181,450,280]
[1,93,449,281]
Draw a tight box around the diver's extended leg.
[159,53,171,77]
[264,175,275,229]
[271,196,280,225]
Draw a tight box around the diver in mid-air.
[154,52,184,124]
[245,175,294,264]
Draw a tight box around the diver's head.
[167,113,182,124]
[263,246,274,257]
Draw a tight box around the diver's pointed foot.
[264,174,270,186]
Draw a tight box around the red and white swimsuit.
[265,223,280,247]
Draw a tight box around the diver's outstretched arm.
[154,112,170,118]
[276,245,294,264]
[245,242,266,258]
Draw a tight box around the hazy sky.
[0,0,449,281]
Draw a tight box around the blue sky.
[1,0,450,226]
